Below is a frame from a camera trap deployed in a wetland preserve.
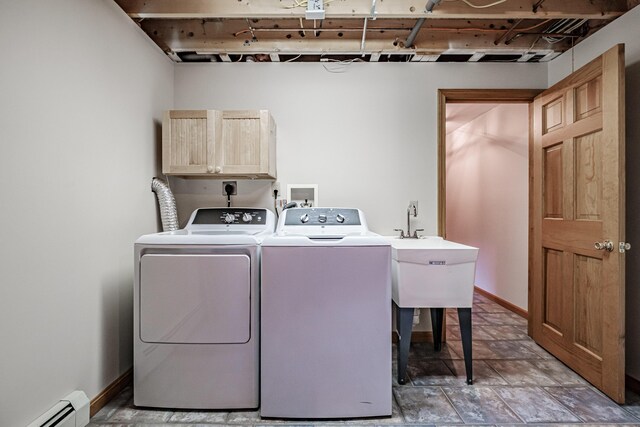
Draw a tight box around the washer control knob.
[224,213,235,224]
[242,213,253,223]
[336,213,345,223]
[318,214,327,223]
[300,213,310,223]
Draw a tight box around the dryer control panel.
[189,208,268,225]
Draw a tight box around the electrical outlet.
[272,181,281,193]
[222,181,237,196]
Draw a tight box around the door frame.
[435,88,541,348]
[436,89,542,237]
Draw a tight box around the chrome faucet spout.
[403,202,421,238]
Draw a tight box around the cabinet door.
[214,110,275,178]
[162,110,215,174]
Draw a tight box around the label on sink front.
[429,260,446,265]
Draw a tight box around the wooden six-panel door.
[530,44,626,403]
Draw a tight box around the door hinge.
[619,242,631,253]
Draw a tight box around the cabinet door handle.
[207,165,214,173]
[215,166,222,173]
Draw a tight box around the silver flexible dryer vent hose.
[151,177,179,232]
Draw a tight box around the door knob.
[594,240,614,252]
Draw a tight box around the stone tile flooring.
[91,292,640,426]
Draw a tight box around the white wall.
[548,5,640,382]
[0,1,173,425]
[173,63,546,334]
[173,63,547,235]
[446,104,529,310]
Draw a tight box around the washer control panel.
[284,208,361,226]
[190,208,268,225]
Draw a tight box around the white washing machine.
[134,207,275,409]
[260,207,392,419]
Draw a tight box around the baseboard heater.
[27,391,89,427]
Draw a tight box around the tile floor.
[91,292,640,426]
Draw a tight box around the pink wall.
[445,104,529,310]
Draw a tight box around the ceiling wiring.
[542,19,587,43]
[299,18,306,37]
[460,0,507,9]
[321,57,364,73]
[245,18,256,39]
[284,54,302,62]
[505,18,586,45]
[511,19,552,33]
[495,18,551,45]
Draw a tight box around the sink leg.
[430,308,444,352]
[396,305,414,385]
[458,307,473,385]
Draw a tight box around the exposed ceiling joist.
[115,0,627,20]
[112,0,632,63]
[141,19,573,54]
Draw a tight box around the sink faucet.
[394,202,423,239]
[408,203,416,236]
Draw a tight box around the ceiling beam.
[115,0,627,20]
[157,37,565,55]
[142,18,571,53]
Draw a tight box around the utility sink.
[386,235,479,385]
[385,236,479,308]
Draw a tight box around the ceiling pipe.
[404,18,425,48]
[405,0,442,48]
[426,0,443,12]
[360,17,369,54]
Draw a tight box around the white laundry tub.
[387,236,479,308]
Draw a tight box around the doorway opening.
[437,90,539,316]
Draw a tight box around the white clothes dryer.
[260,207,391,419]
[134,207,275,409]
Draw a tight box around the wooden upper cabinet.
[162,109,276,179]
